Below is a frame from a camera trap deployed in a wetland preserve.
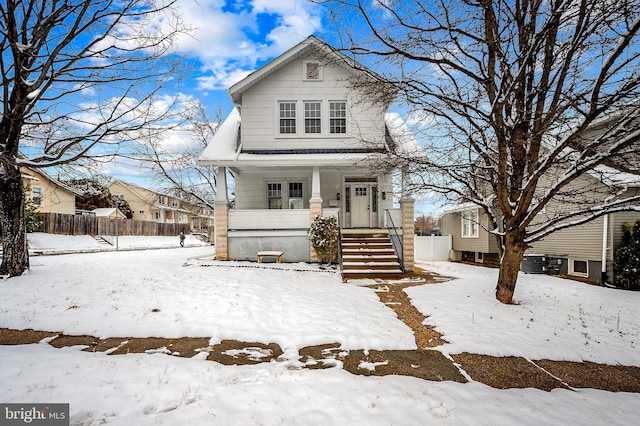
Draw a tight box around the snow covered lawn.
[411,261,640,366]
[1,241,639,425]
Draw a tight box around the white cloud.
[171,0,323,90]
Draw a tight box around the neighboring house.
[21,167,81,215]
[197,35,420,270]
[442,169,640,284]
[108,180,214,231]
[441,203,501,266]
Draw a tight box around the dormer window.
[303,61,322,81]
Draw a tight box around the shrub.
[613,220,640,289]
[308,215,339,266]
[25,200,44,233]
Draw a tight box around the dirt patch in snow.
[3,265,640,392]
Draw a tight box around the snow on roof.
[443,202,481,214]
[198,110,423,168]
[91,208,124,217]
[385,113,424,157]
[588,164,640,187]
[198,108,241,165]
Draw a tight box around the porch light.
[336,192,340,200]
[382,192,386,200]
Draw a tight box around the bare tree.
[320,0,640,303]
[126,101,221,210]
[0,0,187,277]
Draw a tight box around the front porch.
[211,163,416,272]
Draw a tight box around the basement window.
[569,259,588,278]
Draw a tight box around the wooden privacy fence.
[38,213,191,236]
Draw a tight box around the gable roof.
[109,179,197,212]
[20,166,83,196]
[228,35,385,107]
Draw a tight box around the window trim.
[304,101,322,134]
[303,60,323,81]
[266,180,307,210]
[461,209,479,238]
[569,258,589,278]
[275,99,348,137]
[267,181,283,209]
[31,185,44,207]
[329,100,347,134]
[278,101,297,135]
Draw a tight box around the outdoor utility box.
[521,255,546,274]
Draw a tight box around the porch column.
[400,197,415,273]
[309,166,323,262]
[214,166,228,260]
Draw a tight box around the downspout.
[601,213,608,286]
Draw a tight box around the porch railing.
[385,209,404,272]
[228,209,310,230]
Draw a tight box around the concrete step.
[342,262,402,271]
[340,229,404,280]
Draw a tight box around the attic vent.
[304,61,322,81]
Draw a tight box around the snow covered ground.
[1,235,639,425]
[27,232,208,253]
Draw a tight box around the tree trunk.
[495,231,527,304]
[0,169,29,277]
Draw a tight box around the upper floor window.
[171,199,179,207]
[31,186,44,207]
[158,195,166,205]
[279,102,296,134]
[304,61,322,81]
[461,209,479,238]
[330,101,346,134]
[304,101,321,134]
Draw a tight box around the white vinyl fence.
[414,235,452,261]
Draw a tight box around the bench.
[257,251,284,263]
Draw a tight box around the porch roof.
[197,110,423,168]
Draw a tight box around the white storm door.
[351,185,370,228]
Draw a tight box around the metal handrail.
[385,209,404,272]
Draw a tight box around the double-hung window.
[304,101,321,134]
[288,182,304,209]
[279,102,296,134]
[31,186,44,207]
[330,101,346,134]
[461,209,479,238]
[267,182,283,209]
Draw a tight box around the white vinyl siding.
[240,57,385,150]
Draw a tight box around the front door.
[351,185,370,228]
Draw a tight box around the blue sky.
[166,0,326,114]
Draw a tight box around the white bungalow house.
[198,36,421,275]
